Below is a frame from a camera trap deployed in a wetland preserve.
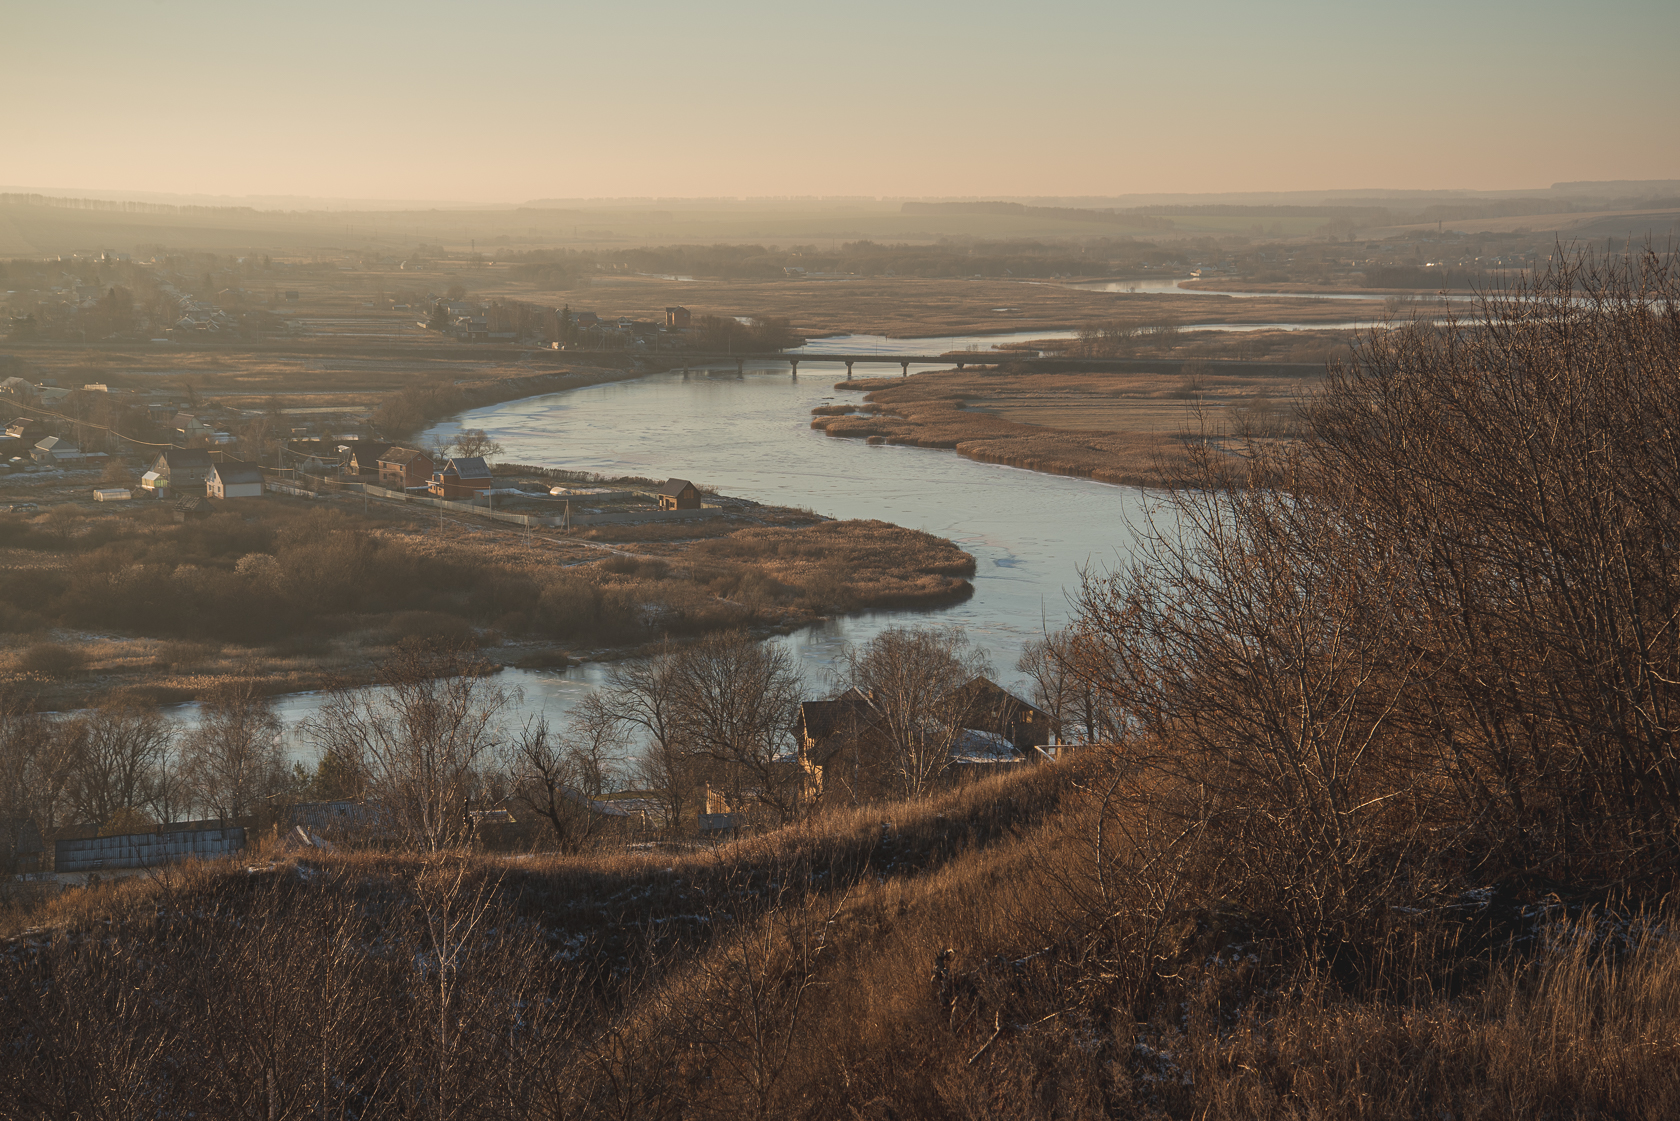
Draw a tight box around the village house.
[656,478,701,510]
[377,446,433,489]
[147,448,217,495]
[206,459,265,499]
[430,455,493,499]
[664,306,691,329]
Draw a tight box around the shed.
[207,459,265,499]
[657,478,701,510]
[174,495,214,522]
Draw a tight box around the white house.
[207,460,265,499]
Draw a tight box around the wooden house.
[207,459,265,499]
[793,688,894,806]
[664,306,691,329]
[657,478,701,510]
[377,446,433,489]
[430,456,493,499]
[149,448,216,495]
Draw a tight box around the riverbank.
[812,361,1319,488]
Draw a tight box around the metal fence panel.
[54,827,246,872]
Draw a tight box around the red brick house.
[431,456,493,499]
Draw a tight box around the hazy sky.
[6,0,1677,203]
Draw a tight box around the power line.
[5,398,178,448]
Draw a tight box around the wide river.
[251,333,1186,757]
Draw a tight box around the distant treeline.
[542,239,1183,282]
[0,193,265,217]
[1361,265,1501,289]
[901,201,1176,230]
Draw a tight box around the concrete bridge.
[561,348,1063,380]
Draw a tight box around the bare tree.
[511,706,623,852]
[1017,626,1124,745]
[592,642,691,829]
[450,428,504,460]
[305,648,509,850]
[66,692,175,826]
[841,626,990,799]
[183,679,285,822]
[671,630,803,823]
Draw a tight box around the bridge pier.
[900,360,910,377]
[845,360,854,381]
[736,357,745,379]
[789,359,799,378]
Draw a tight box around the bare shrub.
[17,641,84,677]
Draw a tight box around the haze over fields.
[5,0,1678,203]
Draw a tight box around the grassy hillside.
[3,762,1676,1118]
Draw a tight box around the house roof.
[157,448,214,470]
[657,477,697,497]
[379,446,429,467]
[443,456,491,480]
[174,496,213,515]
[947,676,1053,726]
[348,442,392,463]
[0,377,33,393]
[212,460,265,486]
[35,436,68,451]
